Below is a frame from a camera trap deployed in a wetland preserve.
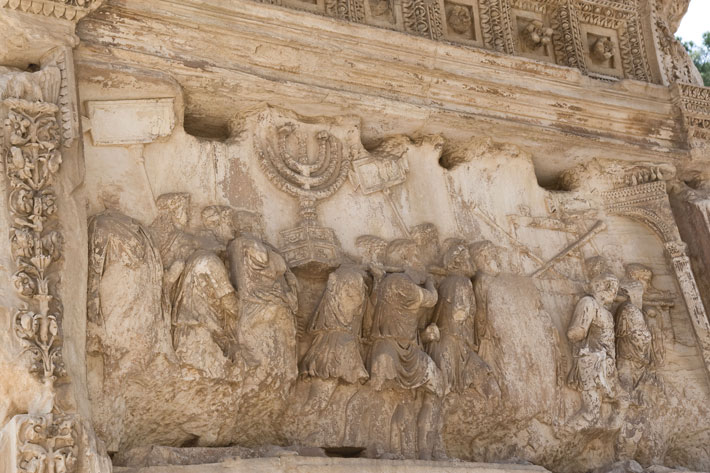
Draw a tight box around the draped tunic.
[299,268,369,384]
[368,273,442,394]
[426,275,492,394]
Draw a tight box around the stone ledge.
[115,456,552,473]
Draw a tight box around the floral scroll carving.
[2,88,67,383]
[402,0,444,40]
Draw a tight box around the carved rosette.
[2,96,66,383]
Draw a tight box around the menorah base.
[280,224,341,273]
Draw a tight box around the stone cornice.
[75,0,707,175]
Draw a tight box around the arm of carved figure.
[165,259,186,286]
[420,275,439,308]
[567,297,595,343]
[615,306,629,338]
[368,263,387,284]
[220,292,239,317]
[245,244,270,271]
[219,292,240,361]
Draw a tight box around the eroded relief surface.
[79,105,710,472]
[3,2,710,473]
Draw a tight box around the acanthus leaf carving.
[14,414,77,473]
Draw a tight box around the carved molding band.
[603,181,679,243]
[253,0,655,83]
[673,83,710,146]
[0,0,99,21]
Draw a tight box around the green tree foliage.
[681,31,710,86]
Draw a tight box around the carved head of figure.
[156,193,190,230]
[441,238,475,277]
[356,235,389,265]
[386,238,426,282]
[626,263,653,292]
[585,256,611,281]
[411,223,440,267]
[447,5,472,35]
[202,205,238,244]
[470,240,503,276]
[589,272,619,308]
[590,36,614,64]
[326,267,368,325]
[619,279,644,309]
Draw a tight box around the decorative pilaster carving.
[665,241,710,376]
[2,69,67,384]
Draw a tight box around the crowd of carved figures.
[87,189,673,460]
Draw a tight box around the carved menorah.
[257,120,352,272]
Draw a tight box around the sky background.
[676,0,710,46]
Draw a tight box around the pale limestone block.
[86,99,176,146]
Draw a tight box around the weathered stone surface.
[3,1,710,473]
